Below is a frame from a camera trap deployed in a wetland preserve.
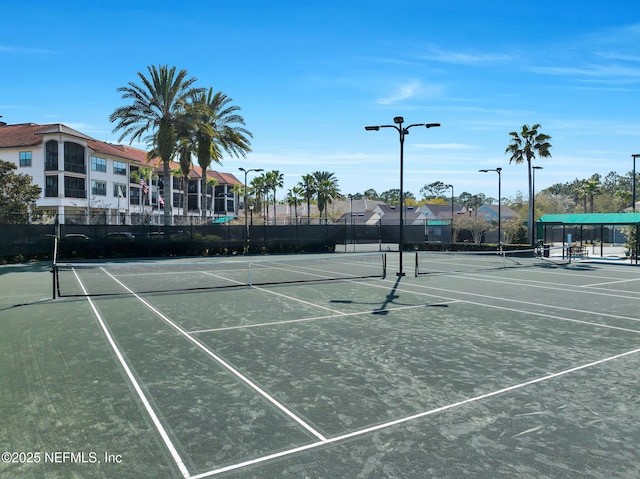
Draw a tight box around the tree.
[312,171,340,222]
[455,214,494,244]
[286,186,304,224]
[420,181,450,200]
[363,188,380,200]
[250,174,267,222]
[505,124,552,245]
[0,160,42,223]
[264,170,284,224]
[578,177,601,213]
[298,174,316,224]
[193,89,252,218]
[110,65,204,226]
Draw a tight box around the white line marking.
[100,268,327,443]
[385,278,640,326]
[581,276,640,288]
[188,302,459,334]
[190,345,640,478]
[72,269,191,479]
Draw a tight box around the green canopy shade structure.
[537,213,640,262]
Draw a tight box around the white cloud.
[376,81,443,105]
[417,46,514,65]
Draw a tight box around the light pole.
[632,154,639,212]
[632,155,639,264]
[479,168,502,246]
[532,166,543,245]
[445,184,454,244]
[238,167,263,229]
[365,117,440,276]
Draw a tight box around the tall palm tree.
[299,174,316,224]
[175,132,197,222]
[110,65,204,225]
[579,178,601,213]
[505,124,552,245]
[193,89,252,218]
[265,170,284,225]
[250,175,267,224]
[286,186,304,224]
[313,171,340,223]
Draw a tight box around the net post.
[414,251,419,277]
[51,235,59,299]
[382,253,387,279]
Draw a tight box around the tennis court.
[1,252,640,478]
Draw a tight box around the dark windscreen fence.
[53,253,387,297]
[414,248,568,276]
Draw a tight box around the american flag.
[159,195,165,208]
[139,178,148,194]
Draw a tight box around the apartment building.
[0,122,242,224]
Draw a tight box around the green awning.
[538,213,640,225]
[212,216,236,224]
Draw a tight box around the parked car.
[106,232,135,240]
[64,233,90,240]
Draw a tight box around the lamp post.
[365,117,440,276]
[238,167,263,229]
[632,155,639,264]
[632,154,639,212]
[445,184,454,244]
[479,168,502,246]
[532,166,543,245]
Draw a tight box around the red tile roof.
[0,123,93,148]
[0,122,242,185]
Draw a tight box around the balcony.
[64,162,86,174]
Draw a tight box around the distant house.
[477,204,519,222]
[373,204,426,225]
[419,203,464,222]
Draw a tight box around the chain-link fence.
[1,220,454,260]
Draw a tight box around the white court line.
[366,278,640,332]
[71,269,192,479]
[435,271,640,302]
[100,268,328,443]
[190,345,640,478]
[188,302,459,334]
[581,276,640,288]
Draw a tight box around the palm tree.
[286,186,304,224]
[175,133,197,222]
[265,170,284,225]
[578,178,601,213]
[110,65,204,226]
[299,174,316,224]
[505,124,552,245]
[313,171,340,222]
[192,89,252,218]
[250,175,267,224]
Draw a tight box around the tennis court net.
[53,253,387,297]
[414,248,567,276]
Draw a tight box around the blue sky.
[2,0,640,201]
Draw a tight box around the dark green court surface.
[1,254,639,478]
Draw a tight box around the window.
[113,161,127,175]
[45,176,58,197]
[45,140,58,170]
[130,187,140,205]
[64,176,86,198]
[113,184,126,198]
[19,151,32,167]
[91,156,107,172]
[64,142,85,174]
[91,180,106,196]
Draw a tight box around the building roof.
[0,122,93,148]
[0,122,242,186]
